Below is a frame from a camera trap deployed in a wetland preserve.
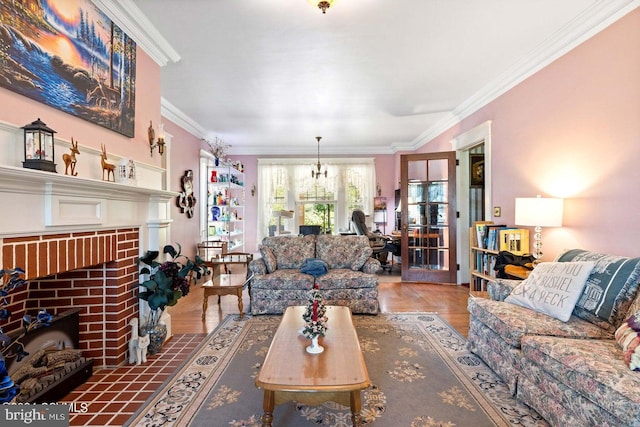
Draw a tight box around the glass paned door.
[400,152,457,283]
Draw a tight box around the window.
[257,159,375,242]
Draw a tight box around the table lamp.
[514,196,563,264]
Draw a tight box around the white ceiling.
[114,0,635,155]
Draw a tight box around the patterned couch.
[467,249,640,426]
[249,234,380,315]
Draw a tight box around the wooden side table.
[201,273,254,319]
[197,240,228,261]
[207,252,253,277]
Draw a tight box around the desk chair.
[351,209,391,272]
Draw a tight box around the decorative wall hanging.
[470,154,485,186]
[62,138,80,176]
[0,0,137,137]
[177,170,197,218]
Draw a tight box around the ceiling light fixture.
[311,136,327,179]
[308,0,335,14]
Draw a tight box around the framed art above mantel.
[0,0,137,137]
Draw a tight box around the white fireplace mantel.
[0,165,176,243]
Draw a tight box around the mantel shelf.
[0,164,176,202]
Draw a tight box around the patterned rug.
[125,313,547,427]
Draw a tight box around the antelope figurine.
[62,138,80,176]
[101,144,116,182]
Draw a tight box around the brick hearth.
[1,228,140,368]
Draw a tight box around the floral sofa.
[249,234,380,315]
[467,249,640,426]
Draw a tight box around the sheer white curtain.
[257,158,375,243]
[257,163,287,243]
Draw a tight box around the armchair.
[351,209,391,272]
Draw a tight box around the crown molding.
[412,0,640,150]
[161,97,208,139]
[92,0,180,67]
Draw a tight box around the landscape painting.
[0,0,136,137]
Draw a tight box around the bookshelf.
[469,222,530,298]
[206,163,245,252]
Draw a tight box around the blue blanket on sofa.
[301,258,329,277]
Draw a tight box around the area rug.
[125,313,547,427]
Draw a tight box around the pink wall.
[164,119,206,258]
[416,8,640,258]
[0,46,163,165]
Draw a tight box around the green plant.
[137,244,208,327]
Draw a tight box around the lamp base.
[532,226,543,266]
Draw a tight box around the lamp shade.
[515,197,563,227]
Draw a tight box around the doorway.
[399,152,457,283]
[452,121,493,284]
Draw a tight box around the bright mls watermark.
[0,403,80,426]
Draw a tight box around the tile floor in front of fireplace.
[61,333,206,427]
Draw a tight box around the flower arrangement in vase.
[137,244,209,354]
[205,137,230,166]
[302,289,328,354]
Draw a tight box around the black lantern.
[22,118,57,172]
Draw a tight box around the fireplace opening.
[2,228,141,370]
[5,309,94,403]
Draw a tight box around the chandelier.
[311,136,327,179]
[308,0,335,14]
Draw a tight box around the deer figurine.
[101,144,116,182]
[62,138,80,176]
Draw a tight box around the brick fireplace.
[2,229,139,367]
[0,163,174,369]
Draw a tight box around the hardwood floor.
[169,270,471,337]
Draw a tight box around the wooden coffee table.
[201,273,253,319]
[255,305,370,426]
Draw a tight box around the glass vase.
[142,323,167,355]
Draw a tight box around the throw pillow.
[351,247,373,271]
[505,261,595,322]
[259,246,277,273]
[615,311,640,370]
[556,249,640,331]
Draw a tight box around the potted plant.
[137,244,208,354]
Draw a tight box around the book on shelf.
[473,221,493,248]
[485,224,507,251]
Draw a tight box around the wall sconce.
[22,118,57,172]
[376,183,382,196]
[251,185,256,197]
[147,120,165,156]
